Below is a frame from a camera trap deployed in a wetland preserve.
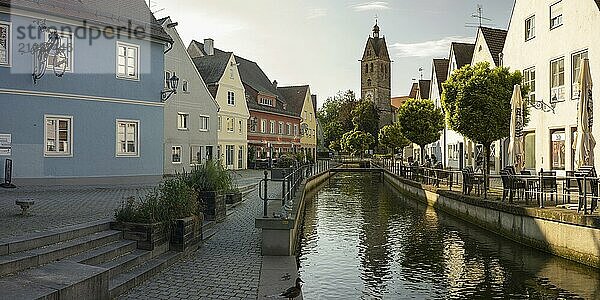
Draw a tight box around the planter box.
[271,168,293,179]
[170,215,203,252]
[111,221,168,251]
[199,191,226,223]
[226,192,243,204]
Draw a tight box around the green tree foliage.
[317,90,357,149]
[442,62,526,177]
[396,98,444,162]
[378,123,410,156]
[352,99,380,144]
[341,130,375,157]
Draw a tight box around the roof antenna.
[419,67,423,80]
[467,4,492,28]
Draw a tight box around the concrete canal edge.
[381,168,600,269]
[256,169,335,300]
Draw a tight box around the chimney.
[204,38,214,56]
[272,80,278,88]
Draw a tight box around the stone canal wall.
[382,169,600,269]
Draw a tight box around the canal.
[298,173,600,299]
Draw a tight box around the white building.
[503,0,600,173]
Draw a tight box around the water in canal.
[297,173,600,299]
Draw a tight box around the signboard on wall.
[0,134,11,156]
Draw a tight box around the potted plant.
[184,160,231,223]
[160,176,202,252]
[225,184,243,205]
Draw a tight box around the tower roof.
[373,20,380,37]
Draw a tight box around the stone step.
[0,230,122,276]
[98,249,153,278]
[0,219,112,256]
[109,251,180,298]
[68,240,138,266]
[0,260,109,300]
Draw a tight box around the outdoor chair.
[562,170,579,204]
[501,167,525,203]
[575,167,599,214]
[538,170,558,207]
[462,167,484,196]
[500,170,511,202]
[520,170,536,204]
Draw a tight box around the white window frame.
[550,1,563,30]
[238,145,243,169]
[550,57,565,103]
[286,123,291,136]
[261,119,267,133]
[294,124,298,136]
[182,80,189,93]
[270,120,275,134]
[164,71,171,88]
[571,50,588,100]
[0,21,11,67]
[116,41,140,81]
[218,116,222,131]
[115,119,140,157]
[177,113,189,130]
[226,117,235,132]
[238,119,243,134]
[523,67,536,104]
[171,145,182,164]
[227,91,235,106]
[190,145,202,166]
[525,15,535,41]
[45,30,73,72]
[44,115,73,157]
[226,145,234,166]
[278,122,283,135]
[199,115,210,131]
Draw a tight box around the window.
[46,31,73,72]
[218,116,222,131]
[523,67,536,103]
[182,80,189,93]
[261,119,267,133]
[199,115,209,131]
[550,129,565,170]
[524,132,536,169]
[206,146,213,161]
[226,145,234,166]
[286,123,291,135]
[177,113,189,130]
[550,1,563,29]
[239,120,243,134]
[259,97,273,106]
[0,22,10,66]
[227,91,235,105]
[525,16,535,40]
[238,146,243,169]
[164,71,171,88]
[190,145,202,165]
[571,127,577,170]
[117,42,139,80]
[44,115,72,156]
[227,118,234,132]
[309,112,313,121]
[294,124,298,136]
[572,50,588,99]
[278,122,283,135]
[172,146,182,164]
[116,120,139,156]
[270,121,275,134]
[550,57,565,102]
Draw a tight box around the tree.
[341,130,375,157]
[378,123,410,157]
[352,99,380,145]
[442,61,527,181]
[318,90,357,149]
[396,98,444,163]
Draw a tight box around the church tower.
[361,21,392,128]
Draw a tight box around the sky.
[151,0,516,108]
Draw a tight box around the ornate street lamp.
[525,96,555,114]
[161,72,179,102]
[30,20,68,84]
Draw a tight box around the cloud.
[390,36,474,58]
[351,1,390,12]
[307,8,327,19]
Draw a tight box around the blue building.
[0,0,172,185]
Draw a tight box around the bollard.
[1,159,16,189]
[263,170,269,217]
[281,170,287,207]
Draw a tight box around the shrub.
[184,160,233,192]
[276,154,297,168]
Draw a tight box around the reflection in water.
[297,173,600,299]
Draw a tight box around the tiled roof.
[0,0,171,42]
[433,58,449,95]
[278,86,309,117]
[452,42,475,68]
[191,52,231,86]
[391,96,409,109]
[596,0,600,10]
[418,80,431,100]
[408,83,419,98]
[235,56,278,98]
[480,27,508,66]
[363,37,391,61]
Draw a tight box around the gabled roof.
[408,83,419,98]
[391,96,409,109]
[418,80,431,100]
[451,42,476,68]
[191,52,232,87]
[433,58,449,95]
[278,85,309,117]
[480,27,508,66]
[0,0,171,42]
[235,56,278,98]
[363,37,391,61]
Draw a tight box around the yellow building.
[278,85,317,162]
[188,39,250,170]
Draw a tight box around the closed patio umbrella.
[574,58,595,169]
[508,84,525,173]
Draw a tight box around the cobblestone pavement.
[0,170,266,239]
[121,176,278,300]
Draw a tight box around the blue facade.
[0,11,166,183]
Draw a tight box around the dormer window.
[259,97,273,107]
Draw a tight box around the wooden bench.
[15,199,34,215]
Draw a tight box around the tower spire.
[372,17,380,38]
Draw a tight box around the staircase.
[0,219,180,299]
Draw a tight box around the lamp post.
[161,73,180,102]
